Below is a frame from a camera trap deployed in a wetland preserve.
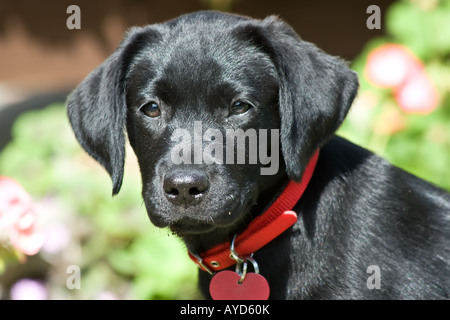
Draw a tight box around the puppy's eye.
[139,101,161,118]
[230,101,252,115]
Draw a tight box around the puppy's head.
[67,11,358,237]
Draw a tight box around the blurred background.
[0,0,449,299]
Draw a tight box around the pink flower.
[42,224,71,254]
[96,291,119,300]
[394,72,439,114]
[365,44,420,88]
[365,44,439,114]
[0,177,43,256]
[10,279,47,300]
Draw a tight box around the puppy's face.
[67,11,358,240]
[125,28,282,235]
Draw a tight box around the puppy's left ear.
[67,27,159,195]
[242,17,359,181]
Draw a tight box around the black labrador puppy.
[67,11,450,299]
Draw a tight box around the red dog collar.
[188,150,319,273]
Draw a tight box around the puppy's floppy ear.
[67,27,160,195]
[244,16,359,181]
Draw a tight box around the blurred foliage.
[0,105,200,299]
[339,0,450,191]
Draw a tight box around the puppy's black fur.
[67,11,450,299]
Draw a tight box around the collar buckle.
[189,251,214,275]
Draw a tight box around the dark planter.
[0,90,70,152]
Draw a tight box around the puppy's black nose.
[163,169,209,207]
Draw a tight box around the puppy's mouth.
[166,200,254,237]
[169,219,216,236]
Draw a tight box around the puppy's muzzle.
[163,168,209,207]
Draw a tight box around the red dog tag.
[209,270,270,300]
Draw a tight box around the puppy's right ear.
[235,17,358,181]
[67,27,161,195]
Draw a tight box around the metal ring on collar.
[229,234,245,264]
